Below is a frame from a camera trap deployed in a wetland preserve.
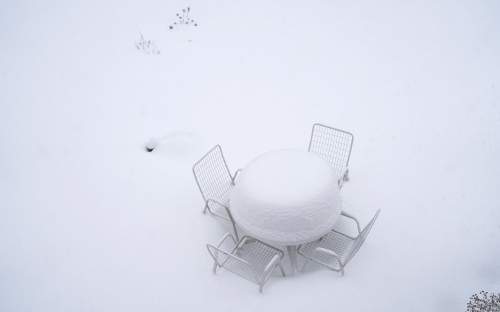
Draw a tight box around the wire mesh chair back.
[207,234,285,292]
[308,123,354,176]
[344,209,380,265]
[206,244,260,284]
[193,145,233,204]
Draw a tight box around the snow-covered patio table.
[229,149,342,273]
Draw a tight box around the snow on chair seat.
[207,233,286,293]
[298,209,380,275]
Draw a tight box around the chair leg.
[203,203,209,214]
[278,264,286,277]
[259,284,263,293]
[343,169,350,182]
[231,223,239,241]
[212,262,218,274]
[301,259,309,272]
[286,246,298,275]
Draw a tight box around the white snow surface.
[1,0,500,311]
[230,149,342,245]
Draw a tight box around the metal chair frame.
[298,209,380,275]
[193,145,242,239]
[308,123,354,188]
[207,233,286,293]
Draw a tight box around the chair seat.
[206,189,233,217]
[235,238,282,274]
[207,234,285,292]
[298,209,380,274]
[299,231,355,268]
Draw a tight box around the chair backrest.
[206,244,259,283]
[193,145,233,203]
[308,123,354,174]
[345,209,380,265]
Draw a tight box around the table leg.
[287,245,298,275]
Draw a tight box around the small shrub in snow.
[169,6,198,30]
[466,291,500,312]
[145,138,158,152]
[135,33,160,55]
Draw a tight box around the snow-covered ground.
[1,0,499,311]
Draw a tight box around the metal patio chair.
[207,233,286,293]
[193,145,241,239]
[308,123,354,188]
[298,209,380,275]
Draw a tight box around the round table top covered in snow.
[229,149,342,246]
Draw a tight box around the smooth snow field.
[1,0,499,311]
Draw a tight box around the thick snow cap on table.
[230,150,342,246]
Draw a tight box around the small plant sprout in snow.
[145,138,159,152]
[135,33,160,55]
[466,291,500,312]
[169,6,198,30]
